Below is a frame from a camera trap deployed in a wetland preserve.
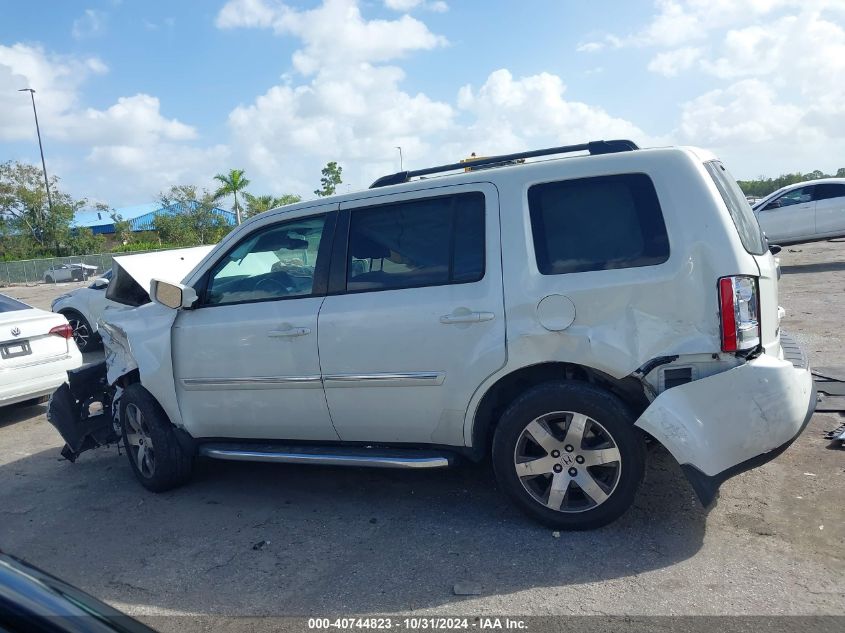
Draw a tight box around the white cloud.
[679,79,804,144]
[228,62,454,192]
[647,46,702,76]
[0,43,224,202]
[72,9,107,40]
[216,0,447,75]
[455,70,649,154]
[0,44,108,142]
[219,1,646,193]
[215,0,280,29]
[384,0,449,12]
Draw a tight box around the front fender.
[99,302,182,427]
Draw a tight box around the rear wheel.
[492,381,645,530]
[120,384,193,492]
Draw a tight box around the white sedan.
[752,178,845,244]
[0,293,83,407]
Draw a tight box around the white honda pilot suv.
[48,140,815,529]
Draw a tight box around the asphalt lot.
[1,243,843,629]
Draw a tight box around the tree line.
[0,160,343,261]
[738,167,845,198]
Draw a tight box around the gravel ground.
[0,243,843,629]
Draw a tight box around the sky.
[1,0,844,207]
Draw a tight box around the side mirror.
[91,277,110,289]
[150,279,198,310]
[764,199,782,210]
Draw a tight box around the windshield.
[705,161,767,255]
[0,294,30,313]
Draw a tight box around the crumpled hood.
[106,245,214,307]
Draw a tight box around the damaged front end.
[47,361,120,462]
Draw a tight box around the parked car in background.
[50,247,213,352]
[49,141,814,530]
[51,270,114,352]
[752,178,845,244]
[42,263,98,284]
[0,293,82,407]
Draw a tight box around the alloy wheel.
[67,317,90,351]
[124,403,156,478]
[513,411,621,513]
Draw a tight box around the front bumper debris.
[47,361,118,462]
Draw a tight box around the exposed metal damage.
[47,361,118,462]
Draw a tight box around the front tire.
[45,275,53,284]
[62,310,100,352]
[492,381,645,530]
[120,384,193,492]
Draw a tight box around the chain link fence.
[0,250,159,287]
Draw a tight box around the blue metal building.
[72,201,235,235]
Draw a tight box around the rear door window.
[813,183,845,201]
[705,161,767,255]
[528,173,669,275]
[346,192,485,292]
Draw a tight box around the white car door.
[317,184,506,445]
[756,185,816,243]
[171,208,340,441]
[812,182,845,238]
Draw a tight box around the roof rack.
[369,139,639,189]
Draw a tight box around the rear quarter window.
[528,173,670,275]
[705,161,767,255]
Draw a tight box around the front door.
[172,208,339,441]
[757,185,816,242]
[317,184,506,446]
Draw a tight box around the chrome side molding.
[322,372,445,388]
[199,444,453,469]
[181,375,322,390]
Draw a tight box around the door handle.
[440,311,495,324]
[268,327,311,338]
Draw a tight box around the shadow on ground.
[780,261,845,274]
[0,428,706,616]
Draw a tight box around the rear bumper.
[680,385,815,506]
[0,352,83,407]
[635,350,816,506]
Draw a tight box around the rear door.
[756,185,816,243]
[813,182,845,238]
[317,183,505,445]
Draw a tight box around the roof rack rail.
[369,139,639,189]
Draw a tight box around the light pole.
[19,88,53,214]
[395,146,403,171]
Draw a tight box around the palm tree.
[243,193,303,219]
[213,169,251,225]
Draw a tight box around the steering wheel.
[254,271,294,296]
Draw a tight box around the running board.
[198,443,454,469]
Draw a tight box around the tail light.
[718,276,761,352]
[49,323,74,339]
